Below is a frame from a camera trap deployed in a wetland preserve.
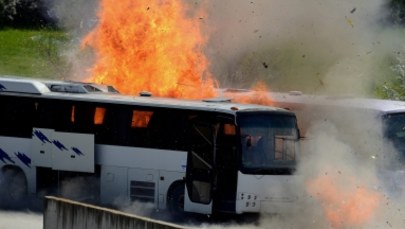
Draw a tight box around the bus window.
[128,109,153,147]
[49,102,74,132]
[72,104,96,133]
[131,110,153,128]
[187,116,214,204]
[103,107,132,145]
[94,107,106,125]
[238,113,298,173]
[144,109,189,150]
[92,106,110,144]
[275,135,296,161]
[216,122,237,166]
[223,123,236,136]
[71,106,75,123]
[214,120,238,208]
[0,96,36,138]
[384,113,405,161]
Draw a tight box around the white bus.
[0,76,300,217]
[221,88,405,197]
[221,88,405,168]
[271,91,405,161]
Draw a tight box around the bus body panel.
[32,128,53,167]
[184,186,213,214]
[157,170,186,209]
[235,171,299,214]
[0,136,36,194]
[52,131,94,172]
[128,168,159,204]
[100,165,128,205]
[32,128,95,172]
[95,145,187,172]
[96,144,187,208]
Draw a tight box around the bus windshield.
[238,113,299,174]
[384,113,405,161]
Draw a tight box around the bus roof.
[219,88,405,114]
[0,76,291,115]
[269,91,405,114]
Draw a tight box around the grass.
[0,28,69,78]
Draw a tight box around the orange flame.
[82,0,217,99]
[223,81,274,106]
[307,174,381,228]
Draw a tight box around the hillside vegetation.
[0,29,68,78]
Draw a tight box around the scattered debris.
[350,7,356,14]
[345,16,354,28]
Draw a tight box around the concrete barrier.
[44,196,190,229]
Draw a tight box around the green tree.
[0,0,55,28]
[385,0,405,26]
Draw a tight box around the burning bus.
[0,76,300,217]
[222,88,405,164]
[221,88,405,199]
[270,91,405,165]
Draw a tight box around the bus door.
[184,117,216,214]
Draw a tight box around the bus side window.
[37,100,75,132]
[93,107,107,144]
[216,122,237,167]
[129,110,153,147]
[72,104,96,133]
[36,100,53,128]
[102,107,132,146]
[145,110,189,150]
[0,96,36,138]
[54,103,74,132]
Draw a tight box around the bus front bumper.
[235,193,299,214]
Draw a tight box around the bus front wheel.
[167,182,185,220]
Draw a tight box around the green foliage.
[386,0,405,26]
[0,0,55,29]
[0,29,70,78]
[375,51,405,100]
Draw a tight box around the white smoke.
[205,0,399,96]
[60,176,99,202]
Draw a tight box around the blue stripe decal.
[0,148,15,164]
[0,83,6,91]
[33,130,51,144]
[15,152,31,168]
[52,140,68,151]
[71,147,84,156]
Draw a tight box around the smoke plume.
[205,0,398,96]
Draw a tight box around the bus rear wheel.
[0,167,28,209]
[167,182,185,220]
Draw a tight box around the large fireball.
[82,0,216,99]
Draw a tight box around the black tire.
[167,182,185,220]
[0,167,28,209]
